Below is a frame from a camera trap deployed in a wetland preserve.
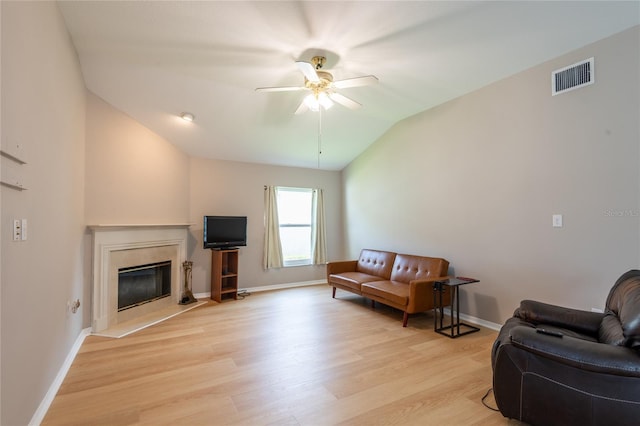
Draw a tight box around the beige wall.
[189,157,343,294]
[85,92,190,225]
[343,26,640,325]
[1,2,86,424]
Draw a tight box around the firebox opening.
[118,261,172,311]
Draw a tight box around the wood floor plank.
[42,285,512,425]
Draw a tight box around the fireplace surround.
[90,224,190,333]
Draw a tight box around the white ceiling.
[58,1,640,171]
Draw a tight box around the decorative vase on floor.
[179,260,197,305]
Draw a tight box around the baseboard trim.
[194,280,326,299]
[30,327,92,426]
[243,280,326,293]
[441,309,502,331]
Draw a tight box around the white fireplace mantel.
[89,223,193,230]
[90,224,191,333]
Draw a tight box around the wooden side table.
[433,277,480,338]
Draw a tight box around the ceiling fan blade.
[294,101,309,115]
[255,86,305,92]
[295,61,320,83]
[333,75,379,89]
[328,92,362,109]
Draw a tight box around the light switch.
[552,214,563,228]
[21,218,27,240]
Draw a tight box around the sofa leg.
[402,312,409,327]
[332,287,336,298]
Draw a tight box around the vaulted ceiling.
[58,1,640,170]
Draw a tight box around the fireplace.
[90,224,189,333]
[118,260,172,311]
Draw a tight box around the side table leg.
[439,284,444,329]
[456,286,460,335]
[450,286,455,338]
[433,285,437,332]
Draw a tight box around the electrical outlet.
[552,214,563,228]
[13,219,22,241]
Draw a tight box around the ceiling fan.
[256,56,378,114]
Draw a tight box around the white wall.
[343,26,640,325]
[1,2,86,424]
[189,157,343,294]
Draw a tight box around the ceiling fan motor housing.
[305,70,333,94]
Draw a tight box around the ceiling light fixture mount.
[180,112,195,122]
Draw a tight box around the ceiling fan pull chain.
[317,109,322,169]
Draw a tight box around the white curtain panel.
[263,185,284,269]
[312,188,327,265]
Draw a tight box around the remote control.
[536,328,563,338]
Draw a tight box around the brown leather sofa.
[326,249,450,326]
[491,269,640,426]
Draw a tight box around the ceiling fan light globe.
[318,92,333,110]
[304,94,320,111]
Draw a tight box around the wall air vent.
[552,57,594,96]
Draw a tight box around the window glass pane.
[279,226,311,264]
[277,189,312,225]
[277,188,313,266]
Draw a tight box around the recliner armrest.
[516,299,604,336]
[509,326,640,377]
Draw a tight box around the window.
[263,185,326,270]
[276,187,313,266]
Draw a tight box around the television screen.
[203,216,247,249]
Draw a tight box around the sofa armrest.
[326,260,358,278]
[509,325,640,377]
[516,299,604,336]
[406,276,450,313]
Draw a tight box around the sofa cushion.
[362,280,409,306]
[390,254,448,283]
[356,249,396,280]
[329,272,382,291]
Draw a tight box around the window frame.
[276,186,313,267]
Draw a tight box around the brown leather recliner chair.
[491,270,640,426]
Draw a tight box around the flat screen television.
[203,215,247,249]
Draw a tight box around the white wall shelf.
[1,181,27,191]
[1,149,27,165]
[1,148,28,191]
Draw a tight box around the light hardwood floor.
[43,285,516,425]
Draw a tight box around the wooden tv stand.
[210,248,239,302]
